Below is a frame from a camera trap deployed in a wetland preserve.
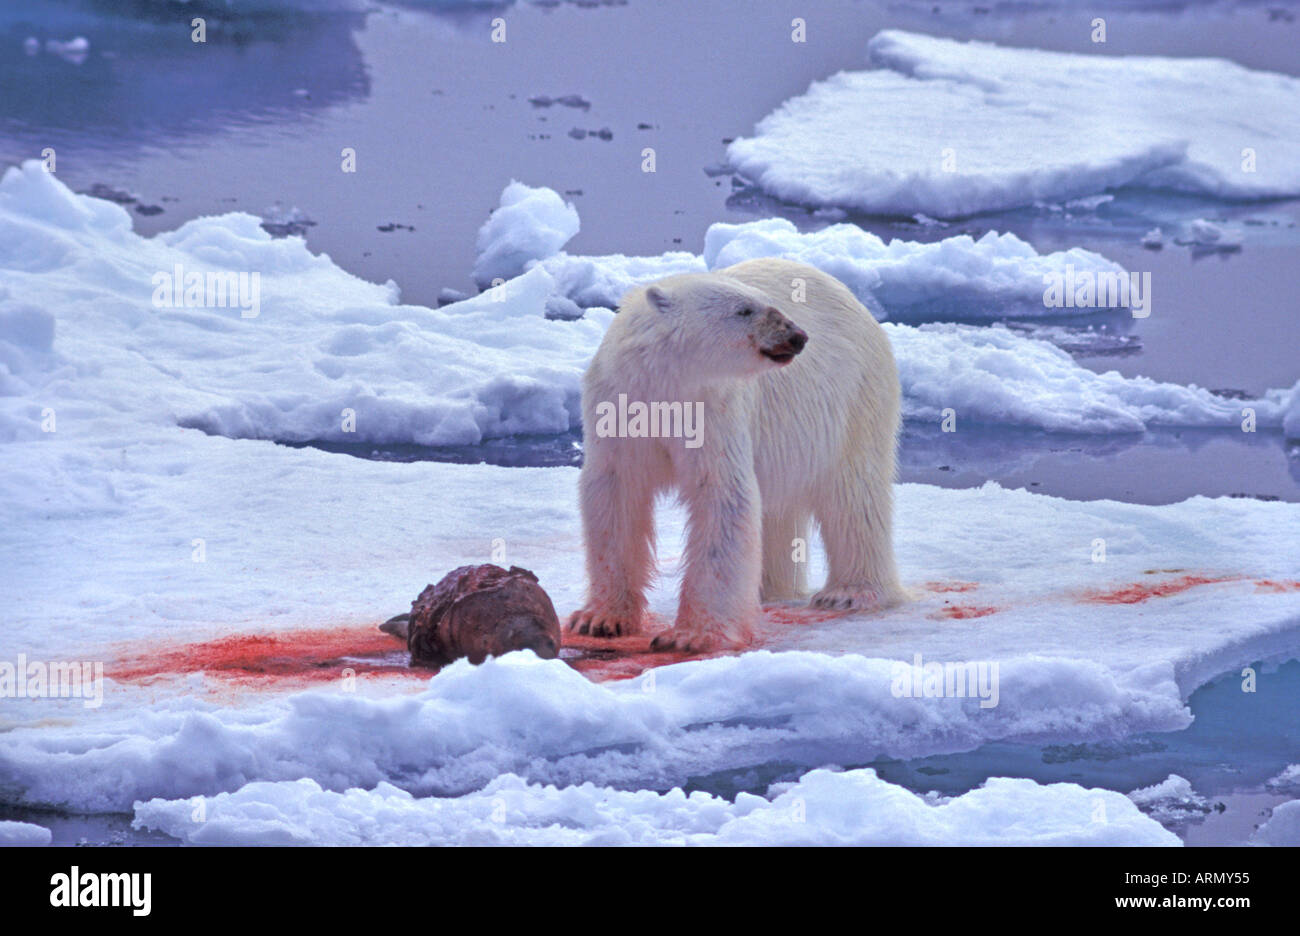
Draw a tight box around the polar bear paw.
[650,628,724,654]
[810,584,885,612]
[566,606,643,637]
[649,617,751,654]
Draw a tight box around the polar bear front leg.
[651,453,762,652]
[567,454,657,637]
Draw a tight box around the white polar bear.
[569,257,905,652]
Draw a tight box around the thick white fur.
[570,258,905,651]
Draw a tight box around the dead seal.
[382,564,561,667]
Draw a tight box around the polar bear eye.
[737,307,753,317]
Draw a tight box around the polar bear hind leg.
[810,438,905,611]
[760,509,811,602]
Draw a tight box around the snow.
[1252,799,1300,846]
[0,820,51,846]
[1178,218,1243,249]
[0,640,1196,813]
[534,250,705,310]
[436,287,471,306]
[132,768,1178,846]
[727,30,1300,217]
[1266,764,1300,794]
[1126,774,1211,829]
[1287,394,1300,441]
[472,181,579,290]
[702,218,1126,321]
[42,37,89,65]
[888,323,1297,433]
[1128,773,1200,806]
[530,215,1123,320]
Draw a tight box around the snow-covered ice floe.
[495,181,1128,320]
[0,820,52,846]
[1266,764,1300,795]
[1126,774,1212,831]
[132,769,1177,846]
[2,450,1298,817]
[8,166,1281,449]
[472,180,580,289]
[700,218,1130,322]
[1,167,1298,843]
[727,30,1300,217]
[889,323,1295,434]
[1176,218,1243,250]
[1252,800,1300,846]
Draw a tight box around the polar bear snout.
[755,307,808,365]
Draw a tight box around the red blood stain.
[1254,579,1300,593]
[561,614,717,681]
[762,606,852,627]
[565,645,708,682]
[934,604,999,620]
[111,626,425,688]
[1082,574,1238,605]
[106,613,716,692]
[924,581,979,593]
[103,572,1290,694]
[562,605,861,681]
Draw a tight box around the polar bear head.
[633,273,808,381]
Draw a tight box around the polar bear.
[568,257,904,652]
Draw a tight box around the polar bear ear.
[645,285,672,313]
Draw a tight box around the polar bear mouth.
[760,348,798,365]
